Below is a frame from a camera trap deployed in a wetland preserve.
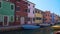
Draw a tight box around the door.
[3,16,8,26]
[20,17,25,25]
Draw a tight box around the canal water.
[0,27,53,34]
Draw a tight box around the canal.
[0,26,53,34]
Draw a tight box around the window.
[33,5,35,7]
[33,18,35,21]
[36,17,41,20]
[25,9,27,12]
[16,6,20,11]
[28,9,30,13]
[39,18,42,20]
[35,11,37,13]
[10,16,14,22]
[44,18,47,21]
[45,14,47,16]
[11,5,14,10]
[27,18,30,21]
[17,0,20,2]
[36,17,39,20]
[0,16,3,22]
[50,15,52,17]
[28,4,30,6]
[38,11,40,13]
[33,11,34,14]
[0,2,1,8]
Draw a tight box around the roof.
[27,1,35,5]
[35,8,44,12]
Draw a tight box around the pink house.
[27,1,35,24]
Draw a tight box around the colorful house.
[10,0,28,25]
[51,13,55,25]
[34,8,43,24]
[27,1,35,24]
[51,13,59,25]
[54,14,59,24]
[43,11,51,24]
[0,0,15,26]
[58,16,60,23]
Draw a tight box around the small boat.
[51,25,60,29]
[39,23,50,27]
[21,25,40,29]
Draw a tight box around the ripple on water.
[0,27,53,34]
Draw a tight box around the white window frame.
[0,15,3,22]
[10,16,14,22]
[0,1,2,9]
[10,3,15,10]
[3,15,9,26]
[16,6,20,12]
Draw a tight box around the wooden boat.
[51,25,60,29]
[21,24,40,29]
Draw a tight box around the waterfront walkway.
[0,25,22,31]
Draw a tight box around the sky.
[28,0,60,16]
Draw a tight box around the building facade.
[58,16,60,23]
[43,11,51,24]
[54,14,59,23]
[51,13,55,24]
[34,8,43,24]
[0,0,15,26]
[27,1,35,24]
[10,0,28,25]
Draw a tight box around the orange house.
[43,11,51,24]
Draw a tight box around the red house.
[10,0,28,25]
[43,11,51,24]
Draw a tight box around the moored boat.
[51,25,60,29]
[21,24,40,29]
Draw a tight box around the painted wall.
[51,13,55,23]
[35,9,43,24]
[27,1,35,24]
[43,11,51,24]
[10,0,28,25]
[0,1,15,26]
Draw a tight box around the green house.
[0,0,15,26]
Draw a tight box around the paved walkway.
[0,25,22,30]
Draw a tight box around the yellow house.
[34,8,43,24]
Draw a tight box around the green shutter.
[10,16,14,22]
[0,15,3,22]
[0,2,1,8]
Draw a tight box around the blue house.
[51,13,55,25]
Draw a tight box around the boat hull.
[22,25,40,29]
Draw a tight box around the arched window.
[0,2,1,8]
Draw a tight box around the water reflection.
[0,27,53,34]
